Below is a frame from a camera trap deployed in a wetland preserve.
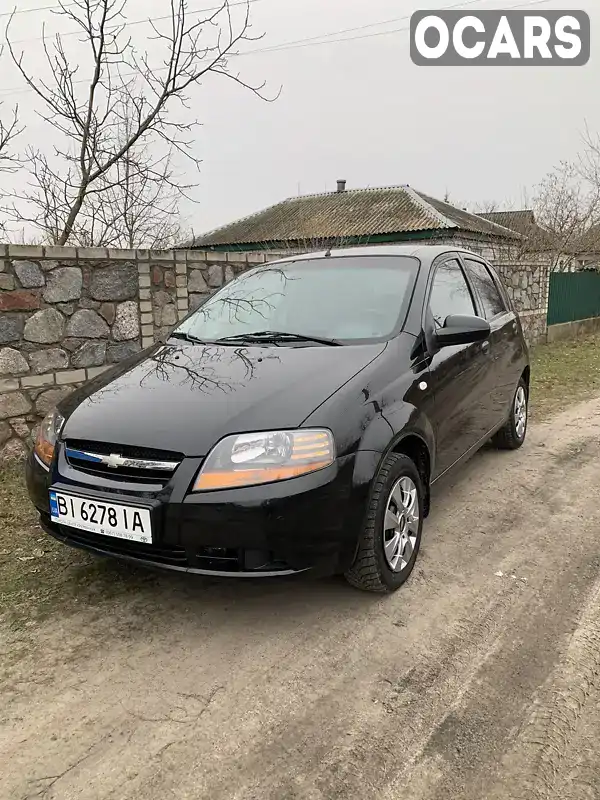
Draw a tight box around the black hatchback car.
[26,245,529,592]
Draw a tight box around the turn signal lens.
[193,429,335,491]
[34,408,65,467]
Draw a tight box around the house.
[189,182,521,252]
[478,210,553,247]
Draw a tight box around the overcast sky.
[1,0,598,238]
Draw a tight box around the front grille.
[63,439,183,484]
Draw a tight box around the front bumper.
[26,445,363,578]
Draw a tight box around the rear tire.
[345,454,423,593]
[493,378,528,450]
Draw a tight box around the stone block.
[35,387,72,415]
[139,288,151,300]
[176,274,187,288]
[140,301,152,313]
[8,245,45,259]
[29,348,69,373]
[99,302,116,325]
[176,287,188,298]
[138,261,151,274]
[148,250,175,262]
[164,270,176,288]
[0,391,31,419]
[0,315,24,344]
[177,298,188,311]
[0,274,15,290]
[161,305,177,327]
[42,266,82,302]
[112,301,140,341]
[90,263,138,301]
[66,309,109,338]
[207,264,223,287]
[139,275,151,289]
[107,249,137,261]
[77,247,109,260]
[0,378,19,392]
[24,308,65,343]
[175,261,187,274]
[188,269,208,293]
[107,341,141,363]
[71,341,107,368]
[0,290,41,311]
[21,373,55,389]
[87,366,110,379]
[0,347,29,375]
[56,369,86,385]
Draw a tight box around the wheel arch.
[389,433,432,517]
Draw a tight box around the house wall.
[0,241,548,460]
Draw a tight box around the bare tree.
[0,46,23,178]
[532,159,600,271]
[6,0,274,245]
[69,105,190,248]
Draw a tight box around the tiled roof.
[480,210,556,250]
[190,185,521,248]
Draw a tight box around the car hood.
[60,341,386,456]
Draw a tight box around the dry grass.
[0,463,156,630]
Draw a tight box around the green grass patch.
[530,331,600,419]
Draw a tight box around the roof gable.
[191,185,520,248]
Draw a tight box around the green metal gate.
[547,271,600,326]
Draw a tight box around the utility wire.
[1,0,264,45]
[0,0,561,99]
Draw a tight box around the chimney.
[336,179,346,193]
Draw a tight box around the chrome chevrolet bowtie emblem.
[101,453,127,469]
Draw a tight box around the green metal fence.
[547,271,600,326]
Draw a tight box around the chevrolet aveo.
[26,245,530,593]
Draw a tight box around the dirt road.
[2,396,600,800]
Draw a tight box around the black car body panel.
[60,341,387,455]
[26,245,529,579]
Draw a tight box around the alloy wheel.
[382,476,420,573]
[514,385,527,439]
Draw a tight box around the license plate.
[49,490,152,544]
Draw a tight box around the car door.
[424,255,494,478]
[460,256,523,427]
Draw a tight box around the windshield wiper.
[169,331,211,345]
[217,330,342,346]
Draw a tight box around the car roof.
[265,244,487,267]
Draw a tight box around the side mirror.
[435,314,490,347]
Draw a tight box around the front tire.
[493,378,528,450]
[345,454,423,593]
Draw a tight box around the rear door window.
[464,258,507,320]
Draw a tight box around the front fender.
[352,403,436,493]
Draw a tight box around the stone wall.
[0,244,281,459]
[0,240,549,459]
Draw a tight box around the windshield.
[174,255,419,344]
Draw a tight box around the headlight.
[192,429,335,491]
[34,408,65,466]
